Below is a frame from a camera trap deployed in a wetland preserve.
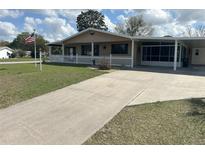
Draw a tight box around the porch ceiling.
[182,40,205,48]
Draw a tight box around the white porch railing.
[49,55,132,67]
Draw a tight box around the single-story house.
[47,28,205,70]
[25,51,32,57]
[0,47,13,59]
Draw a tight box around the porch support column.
[174,40,178,71]
[131,39,134,68]
[61,43,65,63]
[91,42,94,59]
[62,43,64,56]
[49,46,52,56]
[179,44,182,68]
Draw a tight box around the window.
[160,46,169,61]
[65,47,76,55]
[142,47,151,61]
[151,47,160,61]
[111,44,128,54]
[169,46,174,62]
[146,47,151,61]
[81,45,90,56]
[51,46,62,55]
[142,47,147,61]
[81,44,99,56]
[151,47,160,56]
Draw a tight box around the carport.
[180,38,205,67]
[134,37,205,71]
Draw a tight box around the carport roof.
[181,39,205,48]
[46,28,205,46]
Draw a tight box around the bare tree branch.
[115,15,154,36]
[185,24,205,37]
[186,25,193,37]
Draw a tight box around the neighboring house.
[25,51,32,57]
[47,28,205,70]
[0,47,13,59]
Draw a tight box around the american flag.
[25,32,35,44]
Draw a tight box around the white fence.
[49,55,132,67]
[0,61,41,65]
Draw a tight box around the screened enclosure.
[141,42,187,67]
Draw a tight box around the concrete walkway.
[0,71,144,144]
[0,69,205,144]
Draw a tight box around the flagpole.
[34,29,37,67]
[39,48,42,71]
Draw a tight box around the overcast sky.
[0,9,205,42]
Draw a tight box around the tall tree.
[76,10,108,32]
[115,15,153,36]
[9,32,49,57]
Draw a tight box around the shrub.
[18,50,26,57]
[98,59,110,70]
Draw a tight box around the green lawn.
[85,99,205,145]
[0,63,105,109]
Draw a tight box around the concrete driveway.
[0,68,205,144]
[128,67,205,106]
[0,70,144,145]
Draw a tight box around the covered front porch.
[48,29,136,68]
[48,41,134,67]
